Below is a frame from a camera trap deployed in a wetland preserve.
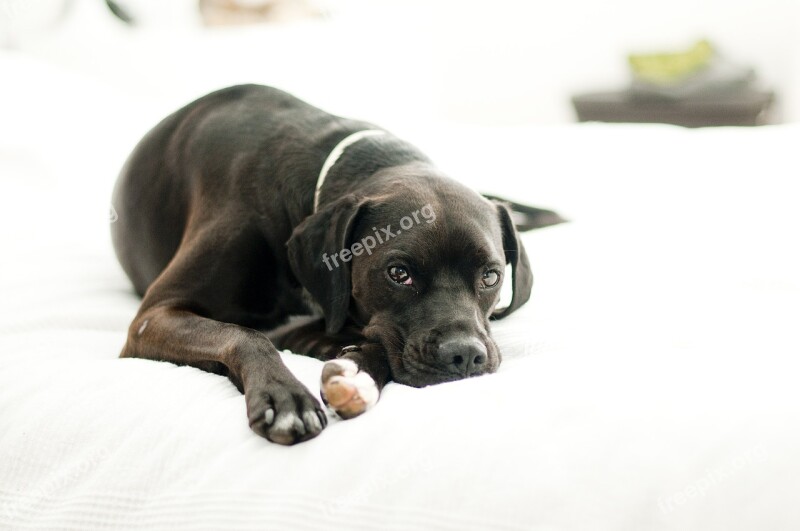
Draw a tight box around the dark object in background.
[573,40,776,127]
[105,0,134,24]
[572,90,775,127]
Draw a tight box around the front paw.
[247,382,327,445]
[320,359,379,419]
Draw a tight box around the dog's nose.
[436,337,487,375]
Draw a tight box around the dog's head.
[288,165,562,387]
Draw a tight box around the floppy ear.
[482,194,567,232]
[287,195,364,334]
[492,201,534,319]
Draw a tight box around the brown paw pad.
[320,359,379,419]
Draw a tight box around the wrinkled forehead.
[356,194,505,266]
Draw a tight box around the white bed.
[2,45,800,530]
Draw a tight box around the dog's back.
[111,85,366,296]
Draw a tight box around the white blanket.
[1,52,799,531]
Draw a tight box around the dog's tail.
[483,194,568,232]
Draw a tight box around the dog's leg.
[121,229,327,445]
[268,317,355,361]
[272,320,390,419]
[124,305,326,444]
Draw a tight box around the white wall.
[5,0,799,125]
[418,0,800,124]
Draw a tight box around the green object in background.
[628,40,715,85]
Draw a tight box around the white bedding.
[2,50,800,531]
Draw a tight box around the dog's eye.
[482,269,500,288]
[388,265,412,285]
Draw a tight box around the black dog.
[111,85,563,445]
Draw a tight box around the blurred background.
[1,0,798,132]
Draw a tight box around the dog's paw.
[246,382,327,445]
[320,359,379,419]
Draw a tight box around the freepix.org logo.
[322,204,436,271]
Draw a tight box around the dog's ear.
[482,194,567,232]
[287,195,365,334]
[491,201,534,319]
